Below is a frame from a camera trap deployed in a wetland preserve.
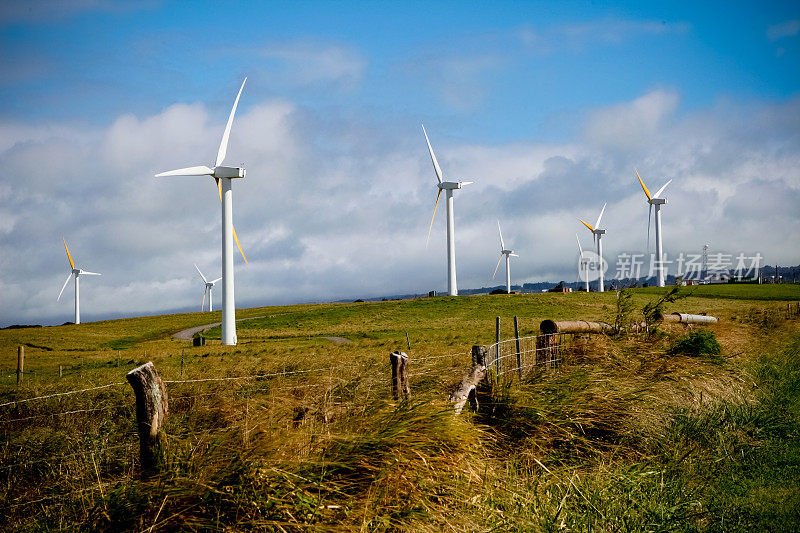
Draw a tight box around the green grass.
[1,288,799,530]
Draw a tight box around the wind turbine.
[492,220,518,294]
[57,238,101,324]
[578,203,607,293]
[636,170,672,288]
[156,78,249,345]
[195,264,222,312]
[576,233,590,292]
[422,125,473,296]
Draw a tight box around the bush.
[670,329,721,357]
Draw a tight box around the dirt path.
[172,315,268,340]
[172,320,353,345]
[172,322,222,340]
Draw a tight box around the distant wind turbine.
[57,238,101,324]
[576,233,590,292]
[492,220,518,294]
[636,169,672,287]
[578,203,607,293]
[422,125,473,296]
[195,264,222,312]
[156,78,249,345]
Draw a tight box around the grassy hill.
[1,285,799,531]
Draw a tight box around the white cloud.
[583,89,680,149]
[259,42,367,90]
[767,19,800,41]
[518,18,690,53]
[0,90,798,326]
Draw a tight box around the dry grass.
[1,286,799,530]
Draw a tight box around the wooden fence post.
[126,362,168,478]
[495,316,500,375]
[450,345,488,414]
[514,315,522,379]
[17,346,24,386]
[389,351,409,400]
[59,365,63,378]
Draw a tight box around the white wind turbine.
[576,233,590,292]
[57,238,101,324]
[492,220,518,294]
[636,170,672,288]
[195,264,222,312]
[156,78,249,345]
[422,125,473,296]
[578,203,607,293]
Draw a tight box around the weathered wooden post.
[450,345,488,414]
[514,315,522,379]
[389,351,409,400]
[126,362,168,478]
[495,316,500,375]
[59,365,63,378]
[16,346,24,386]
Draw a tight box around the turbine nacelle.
[438,181,472,190]
[214,166,246,179]
[648,197,666,205]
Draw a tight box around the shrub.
[670,329,721,357]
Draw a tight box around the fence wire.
[486,333,568,381]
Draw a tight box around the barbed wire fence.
[0,318,581,521]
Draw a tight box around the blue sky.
[0,1,798,325]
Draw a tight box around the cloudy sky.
[1,1,798,326]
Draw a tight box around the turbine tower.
[156,78,249,345]
[195,264,222,312]
[636,170,672,287]
[423,125,473,296]
[492,220,518,293]
[576,233,590,292]
[578,203,607,293]
[57,238,101,324]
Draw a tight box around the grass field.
[1,284,799,531]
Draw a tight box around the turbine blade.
[62,238,75,270]
[80,271,101,276]
[460,181,474,186]
[492,254,503,279]
[216,77,247,168]
[156,166,214,177]
[210,277,222,284]
[194,263,208,284]
[575,233,583,255]
[57,273,72,301]
[653,179,672,198]
[201,287,206,312]
[233,225,248,264]
[425,188,443,247]
[497,220,505,251]
[215,178,248,263]
[510,253,519,257]
[421,124,443,184]
[647,203,652,256]
[594,202,607,229]
[635,169,651,201]
[578,218,594,232]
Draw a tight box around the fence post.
[180,349,185,378]
[17,346,24,386]
[495,316,500,375]
[59,365,63,378]
[514,315,522,379]
[451,345,488,414]
[126,362,168,478]
[389,351,409,400]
